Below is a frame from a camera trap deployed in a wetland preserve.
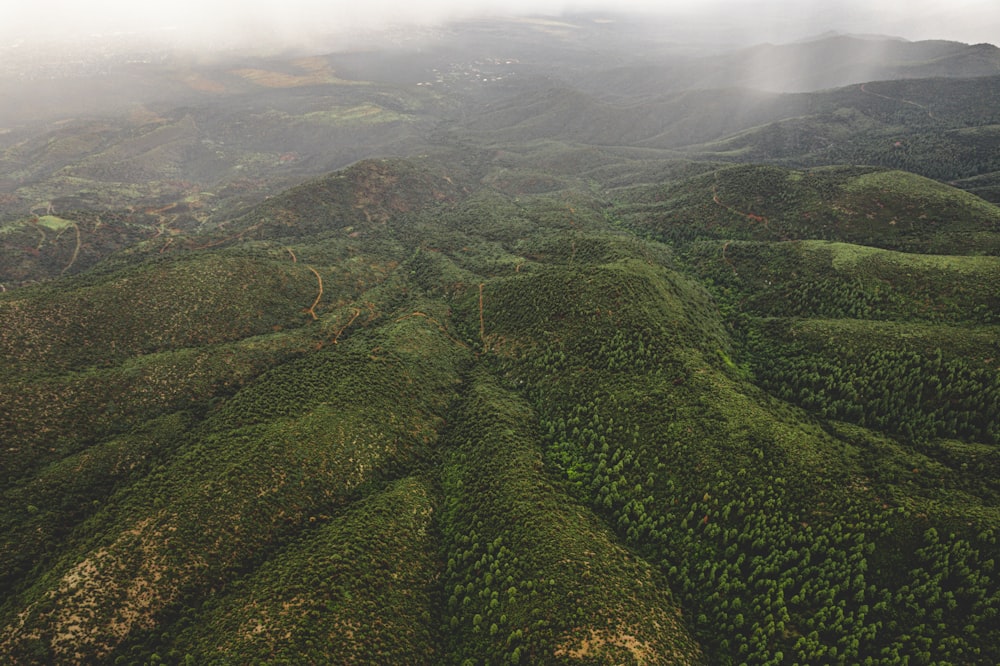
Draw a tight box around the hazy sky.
[3,0,999,50]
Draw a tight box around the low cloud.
[3,0,998,53]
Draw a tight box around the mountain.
[579,36,1000,96]
[2,150,999,664]
[615,163,1000,253]
[10,71,1000,288]
[5,18,1000,290]
[2,14,1000,666]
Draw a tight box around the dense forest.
[2,14,1000,665]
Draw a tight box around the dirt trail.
[305,267,323,320]
[59,223,81,276]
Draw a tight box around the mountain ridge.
[2,152,1000,663]
[3,16,1000,664]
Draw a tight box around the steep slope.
[438,370,703,664]
[163,475,443,663]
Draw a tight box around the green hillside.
[616,163,1000,253]
[687,77,1000,201]
[1,152,999,664]
[4,15,1000,665]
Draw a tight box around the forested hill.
[1,148,999,664]
[3,13,1000,665]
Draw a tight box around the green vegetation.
[438,370,702,664]
[2,151,999,664]
[2,126,1000,666]
[3,26,1000,664]
[689,77,1000,202]
[616,164,1000,254]
[160,476,443,664]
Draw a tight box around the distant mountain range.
[578,35,1000,96]
[3,20,1000,288]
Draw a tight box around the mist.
[4,0,999,56]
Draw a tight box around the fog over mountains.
[2,6,1000,666]
[2,12,1000,284]
[4,0,1000,53]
